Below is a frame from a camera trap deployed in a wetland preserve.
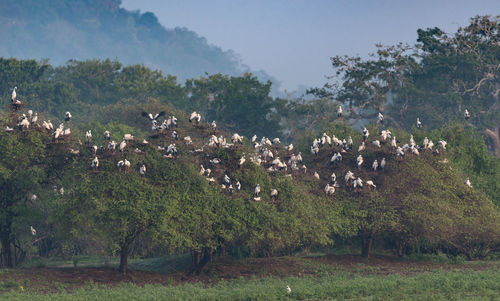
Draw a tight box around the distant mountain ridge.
[0,0,278,86]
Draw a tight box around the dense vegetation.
[0,16,499,285]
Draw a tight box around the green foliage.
[3,268,500,300]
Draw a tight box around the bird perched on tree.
[358,142,366,152]
[377,112,384,124]
[372,140,381,148]
[337,105,343,118]
[366,180,377,189]
[224,174,231,185]
[313,172,320,180]
[142,111,165,121]
[464,109,470,121]
[30,225,36,236]
[416,118,423,129]
[357,155,364,169]
[236,181,241,192]
[270,189,278,200]
[119,140,127,152]
[139,164,146,175]
[324,184,335,196]
[11,86,17,102]
[363,128,370,141]
[65,111,72,122]
[380,158,386,169]
[372,160,379,171]
[189,111,202,125]
[228,184,234,195]
[91,157,99,170]
[465,178,472,188]
[286,285,291,294]
[211,120,217,130]
[85,130,92,142]
[254,184,260,197]
[104,130,111,140]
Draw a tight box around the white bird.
[438,140,447,150]
[184,136,193,145]
[324,183,335,196]
[337,105,342,118]
[119,140,127,152]
[372,140,381,148]
[330,172,336,183]
[91,157,99,170]
[211,120,217,130]
[372,160,378,171]
[423,137,429,148]
[286,144,294,152]
[416,118,422,128]
[85,130,92,141]
[239,156,246,167]
[377,112,384,124]
[465,178,472,188]
[358,142,366,152]
[380,158,386,169]
[296,152,303,163]
[353,177,363,189]
[124,159,131,168]
[18,118,30,130]
[108,141,117,151]
[270,189,278,200]
[363,128,370,141]
[228,184,234,195]
[104,130,111,140]
[142,111,165,120]
[123,134,134,141]
[139,164,146,175]
[236,181,241,191]
[366,180,376,189]
[273,138,281,144]
[65,111,72,122]
[199,164,205,176]
[254,184,261,197]
[251,134,257,143]
[11,86,17,102]
[464,109,470,121]
[210,158,221,164]
[313,172,320,180]
[345,170,355,183]
[30,225,36,236]
[31,112,38,124]
[224,174,231,185]
[5,126,13,132]
[117,160,124,169]
[357,155,364,169]
[391,136,397,148]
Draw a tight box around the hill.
[0,0,278,86]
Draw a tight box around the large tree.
[312,15,500,155]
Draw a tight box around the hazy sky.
[121,0,499,91]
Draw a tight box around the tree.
[185,73,284,138]
[312,15,500,155]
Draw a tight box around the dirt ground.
[0,255,496,293]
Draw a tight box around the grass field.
[1,254,499,300]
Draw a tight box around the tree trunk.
[190,247,213,275]
[485,125,500,157]
[118,242,129,274]
[361,231,373,258]
[0,235,13,268]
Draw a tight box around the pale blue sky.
[121,0,499,91]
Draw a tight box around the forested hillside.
[0,0,277,85]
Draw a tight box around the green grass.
[2,268,500,300]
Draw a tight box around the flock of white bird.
[5,88,474,238]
